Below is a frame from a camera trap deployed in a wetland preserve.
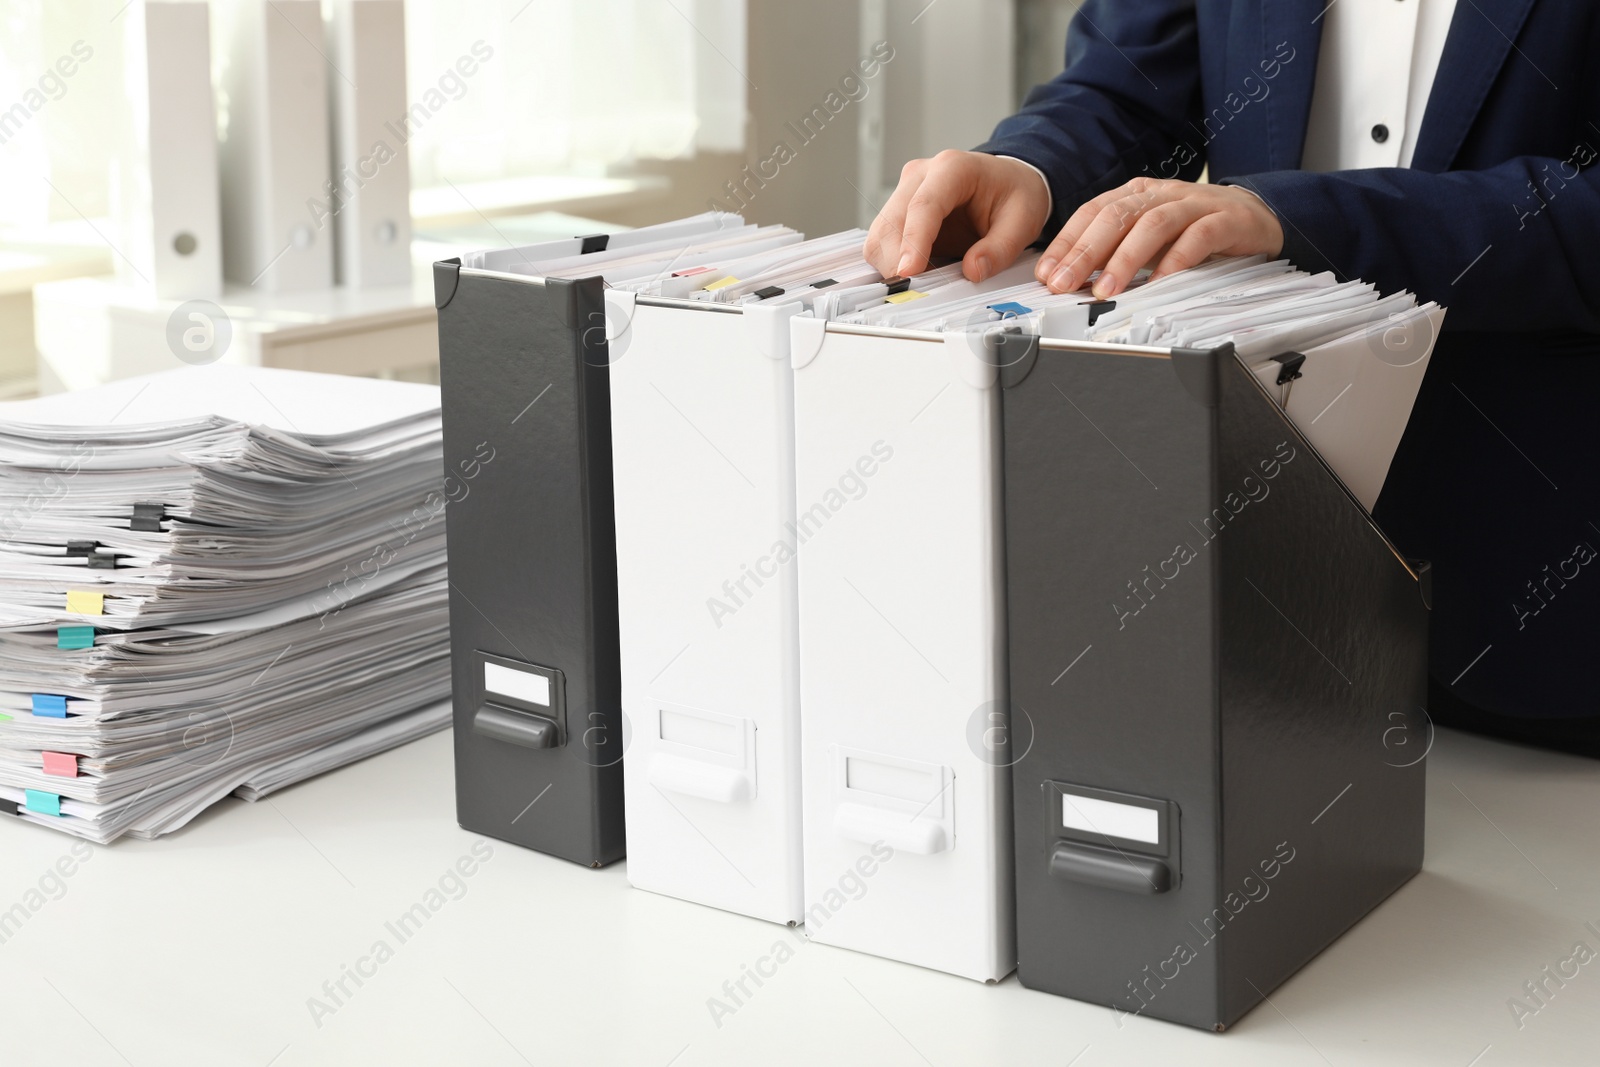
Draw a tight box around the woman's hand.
[863,150,1053,282]
[1037,178,1284,298]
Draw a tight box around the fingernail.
[1037,256,1058,281]
[1092,272,1117,299]
[1049,267,1076,292]
[971,254,991,281]
[896,255,915,277]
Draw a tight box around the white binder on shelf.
[608,294,807,925]
[114,0,222,300]
[216,0,333,292]
[326,0,412,288]
[789,316,1015,983]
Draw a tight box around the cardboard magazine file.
[789,317,1016,983]
[432,259,626,867]
[604,292,807,925]
[996,333,1429,1029]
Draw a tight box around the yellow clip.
[703,276,740,292]
[65,590,104,616]
[884,289,928,304]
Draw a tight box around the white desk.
[0,726,1595,1066]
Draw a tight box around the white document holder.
[217,0,333,292]
[326,0,412,287]
[115,1,223,300]
[789,316,1016,983]
[608,294,806,925]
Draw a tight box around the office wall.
[735,0,1016,237]
[1015,0,1075,103]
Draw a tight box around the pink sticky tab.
[42,752,78,778]
[671,266,715,278]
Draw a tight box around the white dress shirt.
[1300,0,1459,171]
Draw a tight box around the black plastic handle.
[474,704,559,749]
[1049,841,1173,894]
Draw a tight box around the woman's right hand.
[863,150,1052,283]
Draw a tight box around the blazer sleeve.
[1226,157,1600,333]
[974,0,1205,235]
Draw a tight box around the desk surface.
[1,726,1595,1067]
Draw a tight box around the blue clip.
[31,694,68,718]
[25,790,62,817]
[989,301,1033,318]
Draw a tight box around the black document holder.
[434,259,626,867]
[997,336,1428,1030]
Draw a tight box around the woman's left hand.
[1036,178,1286,298]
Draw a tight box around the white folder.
[608,294,807,925]
[789,316,1016,982]
[326,0,412,287]
[216,0,333,292]
[114,1,222,300]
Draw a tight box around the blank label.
[846,757,937,804]
[484,662,550,707]
[1062,794,1159,844]
[659,708,740,756]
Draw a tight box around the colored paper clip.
[42,752,78,779]
[989,301,1034,318]
[703,276,740,292]
[31,694,67,718]
[57,626,94,650]
[66,590,104,616]
[24,790,62,817]
[884,290,928,304]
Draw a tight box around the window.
[402,0,746,190]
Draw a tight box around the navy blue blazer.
[977,0,1600,334]
[979,1,1600,727]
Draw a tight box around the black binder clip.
[810,278,838,290]
[87,550,119,570]
[131,502,166,532]
[577,234,609,255]
[1086,299,1116,326]
[885,276,912,295]
[65,540,97,557]
[753,285,786,301]
[1271,351,1306,385]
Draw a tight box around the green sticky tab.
[25,790,62,816]
[0,713,11,722]
[57,626,95,650]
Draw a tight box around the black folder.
[997,336,1428,1030]
[433,259,626,867]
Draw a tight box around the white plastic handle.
[833,802,950,855]
[648,753,752,803]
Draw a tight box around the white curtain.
[403,0,747,189]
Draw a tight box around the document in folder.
[1248,303,1446,511]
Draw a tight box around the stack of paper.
[490,215,1441,510]
[0,366,451,842]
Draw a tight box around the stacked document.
[0,367,451,842]
[476,213,1442,509]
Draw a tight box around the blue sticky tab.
[24,790,62,817]
[31,694,68,718]
[57,626,94,650]
[989,301,1033,318]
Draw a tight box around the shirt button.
[1372,124,1390,143]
